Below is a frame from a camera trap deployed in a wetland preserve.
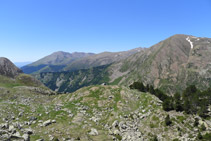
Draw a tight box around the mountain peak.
[170,34,201,39]
[51,51,70,56]
[0,57,22,78]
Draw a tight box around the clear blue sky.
[0,0,211,62]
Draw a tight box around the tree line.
[129,82,211,118]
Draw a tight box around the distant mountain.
[36,34,211,94]
[22,48,144,74]
[0,57,22,78]
[34,48,145,93]
[21,51,95,74]
[63,47,145,71]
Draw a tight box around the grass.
[110,77,123,85]
[0,84,208,140]
[176,116,186,123]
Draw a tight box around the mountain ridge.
[35,34,211,94]
[21,51,95,74]
[22,48,145,74]
[110,34,211,93]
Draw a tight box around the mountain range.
[0,56,210,140]
[33,34,211,94]
[21,48,144,74]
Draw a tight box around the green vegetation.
[36,65,110,93]
[0,74,43,88]
[130,82,211,118]
[165,115,172,126]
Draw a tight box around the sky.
[0,0,211,62]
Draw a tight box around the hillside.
[35,65,110,93]
[0,85,210,140]
[0,57,55,94]
[111,34,211,93]
[21,51,95,74]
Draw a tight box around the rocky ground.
[0,85,210,141]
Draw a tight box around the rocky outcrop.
[0,57,22,78]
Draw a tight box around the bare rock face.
[0,57,22,78]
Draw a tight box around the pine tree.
[201,123,206,131]
[149,85,155,94]
[152,135,158,141]
[174,93,183,111]
[197,132,203,140]
[165,115,172,126]
[129,82,146,92]
[163,98,173,111]
[194,118,199,127]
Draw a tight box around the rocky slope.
[21,51,95,74]
[0,58,56,140]
[0,57,23,78]
[110,34,211,93]
[0,57,55,95]
[0,85,210,140]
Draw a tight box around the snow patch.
[186,37,193,49]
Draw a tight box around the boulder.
[22,134,30,141]
[43,120,52,126]
[89,128,98,136]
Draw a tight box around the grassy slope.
[1,85,210,140]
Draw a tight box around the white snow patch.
[186,37,193,49]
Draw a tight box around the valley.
[0,34,211,141]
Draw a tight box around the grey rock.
[43,120,52,126]
[24,128,33,134]
[112,120,119,128]
[22,134,30,141]
[89,128,98,136]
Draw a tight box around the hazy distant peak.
[52,51,70,54]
